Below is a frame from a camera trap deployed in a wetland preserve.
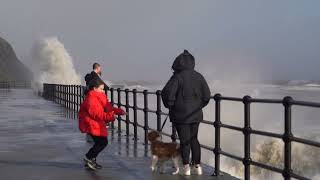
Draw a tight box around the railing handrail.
[0,81,31,89]
[41,83,319,180]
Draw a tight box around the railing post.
[80,86,84,102]
[65,85,67,108]
[76,85,79,112]
[74,85,76,111]
[48,84,51,100]
[156,90,162,132]
[43,84,46,98]
[53,84,55,102]
[52,84,55,101]
[73,85,76,118]
[125,89,130,136]
[243,96,252,180]
[213,93,222,176]
[66,85,69,109]
[65,85,68,108]
[68,85,71,109]
[66,85,68,108]
[54,84,57,102]
[57,85,60,104]
[117,88,122,133]
[283,96,293,180]
[69,85,71,110]
[133,89,138,140]
[64,85,66,107]
[54,84,56,102]
[143,90,149,146]
[110,88,115,129]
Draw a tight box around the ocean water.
[112,80,320,180]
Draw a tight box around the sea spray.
[31,37,80,91]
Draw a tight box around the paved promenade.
[0,89,238,180]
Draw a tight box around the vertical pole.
[66,85,68,108]
[69,85,71,110]
[117,88,121,133]
[133,89,138,140]
[63,85,67,108]
[243,96,252,180]
[53,84,55,102]
[74,85,76,111]
[66,85,68,109]
[55,84,57,102]
[69,85,71,109]
[80,86,83,103]
[43,84,46,98]
[283,96,293,180]
[77,85,80,112]
[156,90,162,132]
[58,85,60,104]
[125,89,130,136]
[213,94,222,176]
[143,90,149,148]
[54,84,57,102]
[73,85,76,119]
[110,88,115,129]
[64,85,66,107]
[53,84,55,101]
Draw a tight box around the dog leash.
[160,114,169,131]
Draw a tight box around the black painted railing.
[0,81,31,89]
[42,83,320,180]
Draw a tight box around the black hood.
[172,50,195,72]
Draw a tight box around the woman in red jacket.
[78,78,125,170]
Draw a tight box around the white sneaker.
[192,164,203,175]
[183,164,191,176]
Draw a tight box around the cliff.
[0,37,32,81]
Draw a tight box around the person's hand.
[114,108,126,116]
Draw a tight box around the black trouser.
[174,123,201,165]
[86,135,108,159]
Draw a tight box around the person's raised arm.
[105,100,125,116]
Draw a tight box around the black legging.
[86,135,108,159]
[174,123,201,165]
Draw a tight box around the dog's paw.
[151,166,156,173]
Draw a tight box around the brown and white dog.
[147,131,180,175]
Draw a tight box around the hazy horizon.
[1,0,320,83]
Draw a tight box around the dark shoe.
[84,157,97,170]
[92,158,102,169]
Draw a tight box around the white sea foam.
[31,37,81,91]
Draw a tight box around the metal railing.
[0,81,31,89]
[0,81,10,89]
[42,83,320,180]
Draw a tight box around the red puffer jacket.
[78,90,115,137]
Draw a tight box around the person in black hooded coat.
[161,50,211,175]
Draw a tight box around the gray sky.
[1,0,320,83]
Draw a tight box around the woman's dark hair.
[88,78,105,91]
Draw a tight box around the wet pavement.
[0,89,238,180]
